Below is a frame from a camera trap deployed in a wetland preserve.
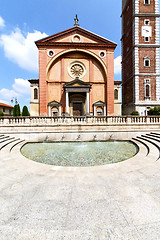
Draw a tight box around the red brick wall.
[39,50,48,116]
[139,17,155,44]
[139,48,156,73]
[106,50,114,115]
[139,76,156,101]
[139,0,155,13]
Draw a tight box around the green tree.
[148,107,160,115]
[0,111,4,116]
[130,111,140,116]
[13,104,21,116]
[22,106,30,116]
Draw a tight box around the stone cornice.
[134,13,160,17]
[36,42,116,49]
[134,44,160,48]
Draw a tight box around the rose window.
[69,62,86,79]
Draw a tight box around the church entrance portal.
[73,102,83,116]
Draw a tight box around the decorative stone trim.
[68,62,86,79]
[47,49,55,58]
[99,51,106,58]
[72,34,82,43]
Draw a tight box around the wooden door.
[73,102,83,116]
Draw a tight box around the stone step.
[141,134,160,149]
[0,135,10,141]
[0,137,15,144]
[137,136,160,160]
[151,132,160,137]
[132,137,149,157]
[0,138,21,150]
[145,133,160,142]
[10,140,25,152]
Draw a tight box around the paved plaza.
[1,134,160,239]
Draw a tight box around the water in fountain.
[21,141,138,167]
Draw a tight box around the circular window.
[68,62,86,79]
[99,51,106,58]
[72,34,82,43]
[47,49,55,58]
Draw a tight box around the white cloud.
[0,88,19,100]
[0,78,30,104]
[0,16,5,28]
[13,78,30,94]
[0,28,48,72]
[114,56,122,75]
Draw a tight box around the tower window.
[114,89,118,100]
[145,37,149,42]
[144,79,151,99]
[144,0,150,5]
[144,19,150,25]
[34,88,38,100]
[144,57,150,67]
[145,85,150,99]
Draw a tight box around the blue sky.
[0,0,122,109]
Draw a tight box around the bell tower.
[121,0,160,115]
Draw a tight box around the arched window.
[144,57,150,67]
[114,89,118,100]
[146,85,150,98]
[144,0,150,5]
[34,88,38,100]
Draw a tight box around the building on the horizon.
[121,0,160,115]
[0,103,13,116]
[28,20,122,117]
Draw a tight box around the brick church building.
[122,0,160,115]
[29,18,122,116]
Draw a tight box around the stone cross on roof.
[74,14,79,26]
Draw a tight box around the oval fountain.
[21,140,138,167]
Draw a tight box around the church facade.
[29,23,122,117]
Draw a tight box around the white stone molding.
[47,49,55,58]
[68,62,86,79]
[155,17,160,45]
[86,92,90,114]
[99,51,106,58]
[135,0,139,14]
[135,75,139,103]
[134,47,139,74]
[72,34,82,43]
[104,105,106,116]
[134,17,139,45]
[48,105,51,117]
[59,106,61,116]
[66,91,69,114]
[155,0,159,14]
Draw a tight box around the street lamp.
[11,97,18,105]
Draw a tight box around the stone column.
[48,105,51,116]
[66,91,69,114]
[94,105,97,116]
[104,105,106,116]
[59,106,61,116]
[86,92,90,115]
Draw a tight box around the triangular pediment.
[48,100,61,106]
[93,100,106,106]
[35,26,117,47]
[63,77,91,88]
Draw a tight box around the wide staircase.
[0,134,25,157]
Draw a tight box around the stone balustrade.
[0,116,160,126]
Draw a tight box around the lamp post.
[11,97,18,106]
